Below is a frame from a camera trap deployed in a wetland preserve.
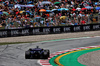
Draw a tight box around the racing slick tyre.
[25,51,30,59]
[47,50,50,57]
[43,55,48,59]
[43,50,50,59]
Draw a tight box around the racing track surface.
[0,37,100,66]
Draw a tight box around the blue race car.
[25,46,50,59]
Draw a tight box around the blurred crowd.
[0,0,100,29]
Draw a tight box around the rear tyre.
[47,50,50,57]
[43,50,50,59]
[44,55,48,59]
[25,51,30,59]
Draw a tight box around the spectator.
[81,19,86,25]
[0,0,99,29]
[1,20,6,26]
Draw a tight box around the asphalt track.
[0,37,100,66]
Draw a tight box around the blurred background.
[0,0,100,29]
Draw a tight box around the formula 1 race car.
[25,46,50,59]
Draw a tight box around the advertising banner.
[0,23,100,37]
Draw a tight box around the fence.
[0,23,100,38]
